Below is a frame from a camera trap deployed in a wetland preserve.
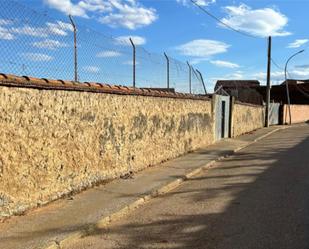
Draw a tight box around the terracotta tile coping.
[0,73,210,101]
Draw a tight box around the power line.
[271,58,284,71]
[190,0,260,39]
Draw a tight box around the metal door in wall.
[215,95,230,141]
[269,103,280,125]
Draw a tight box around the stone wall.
[283,104,309,124]
[0,84,214,217]
[231,102,265,137]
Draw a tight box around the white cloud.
[253,67,309,84]
[220,4,291,37]
[292,69,309,77]
[252,71,285,85]
[9,21,72,39]
[214,71,244,80]
[230,72,244,79]
[83,65,100,73]
[115,35,146,45]
[210,60,239,68]
[44,0,88,17]
[22,52,53,62]
[176,39,230,61]
[0,27,14,40]
[177,0,215,7]
[33,39,68,50]
[46,21,73,36]
[96,50,122,57]
[253,71,276,81]
[99,1,157,29]
[0,19,14,26]
[44,0,157,30]
[209,70,244,91]
[12,25,48,38]
[0,19,15,40]
[295,64,309,69]
[0,19,72,43]
[78,0,112,12]
[287,39,308,48]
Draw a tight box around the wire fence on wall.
[0,0,207,94]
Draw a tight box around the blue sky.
[2,0,309,92]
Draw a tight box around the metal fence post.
[187,61,191,94]
[129,38,136,88]
[196,69,207,94]
[69,15,78,82]
[164,52,170,89]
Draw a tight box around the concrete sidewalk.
[0,126,284,249]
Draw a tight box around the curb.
[234,127,286,153]
[45,126,286,249]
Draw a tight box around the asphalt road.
[64,125,309,249]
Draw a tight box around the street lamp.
[284,49,305,125]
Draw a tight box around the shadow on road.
[2,126,309,249]
[80,126,309,249]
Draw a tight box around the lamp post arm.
[285,52,301,80]
[284,49,305,125]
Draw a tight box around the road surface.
[64,125,309,249]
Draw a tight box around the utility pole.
[265,36,272,127]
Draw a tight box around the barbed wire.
[0,0,206,94]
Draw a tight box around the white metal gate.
[269,103,280,125]
[215,95,230,141]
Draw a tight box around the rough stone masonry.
[0,85,214,217]
[232,102,265,137]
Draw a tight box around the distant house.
[214,80,263,105]
[215,79,309,105]
[281,79,309,85]
[258,79,309,105]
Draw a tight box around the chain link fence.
[0,0,207,94]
